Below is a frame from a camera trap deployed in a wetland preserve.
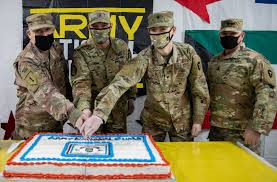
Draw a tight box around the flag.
[1,111,15,139]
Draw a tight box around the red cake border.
[3,171,172,180]
[4,132,171,180]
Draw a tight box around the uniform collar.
[153,43,176,65]
[171,43,178,64]
[221,42,246,60]
[29,42,52,64]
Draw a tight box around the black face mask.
[220,35,240,49]
[35,33,54,51]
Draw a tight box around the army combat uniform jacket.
[208,44,277,135]
[93,42,210,135]
[14,42,81,139]
[71,38,136,133]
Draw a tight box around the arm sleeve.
[248,55,277,135]
[93,55,148,122]
[15,59,81,125]
[187,46,210,124]
[71,50,92,111]
[125,49,137,100]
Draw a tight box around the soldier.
[208,18,277,154]
[13,14,86,139]
[80,11,210,141]
[71,10,136,134]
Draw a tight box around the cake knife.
[7,140,24,154]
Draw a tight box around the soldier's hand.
[75,114,88,132]
[243,128,260,146]
[127,99,135,116]
[191,123,202,137]
[80,115,103,137]
[82,109,92,118]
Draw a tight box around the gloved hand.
[75,114,88,132]
[80,115,103,137]
[82,109,92,118]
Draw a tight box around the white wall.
[0,0,22,138]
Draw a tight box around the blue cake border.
[61,141,113,158]
[20,133,156,163]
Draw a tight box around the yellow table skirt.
[0,140,276,182]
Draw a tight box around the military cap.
[88,10,111,25]
[26,13,55,31]
[147,11,174,28]
[220,18,243,33]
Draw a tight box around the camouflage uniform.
[13,14,82,139]
[93,11,210,142]
[71,11,136,134]
[208,19,277,154]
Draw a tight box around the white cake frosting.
[4,133,172,180]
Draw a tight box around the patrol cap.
[26,13,55,31]
[147,11,174,28]
[88,10,111,25]
[220,18,243,33]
